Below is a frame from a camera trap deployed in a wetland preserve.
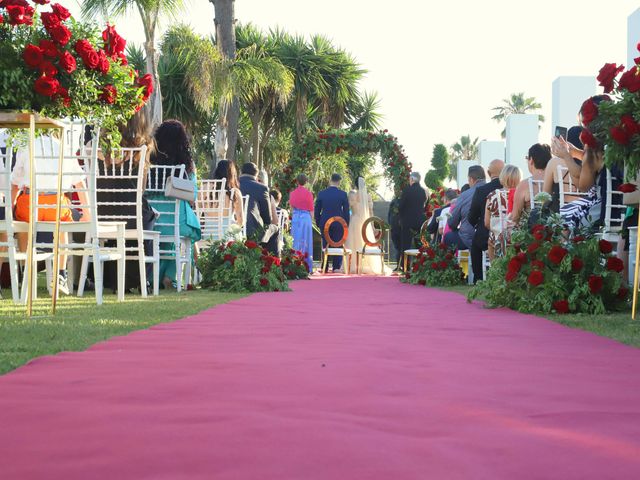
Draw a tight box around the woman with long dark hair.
[146,119,201,289]
[212,159,244,227]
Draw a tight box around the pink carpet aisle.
[1,277,640,479]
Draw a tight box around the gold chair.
[356,216,385,274]
[403,220,430,272]
[321,216,352,274]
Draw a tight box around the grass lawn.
[442,285,640,349]
[0,289,244,375]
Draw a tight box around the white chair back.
[146,164,185,246]
[242,194,249,238]
[277,208,289,232]
[95,146,148,233]
[557,165,589,208]
[527,178,545,209]
[604,169,626,234]
[0,144,16,245]
[495,189,510,255]
[196,178,227,241]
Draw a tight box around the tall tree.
[210,0,240,161]
[449,135,479,178]
[491,92,545,138]
[347,91,383,131]
[81,0,184,128]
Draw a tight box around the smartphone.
[555,126,568,140]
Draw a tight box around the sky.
[71,0,640,177]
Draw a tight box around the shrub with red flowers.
[197,239,289,292]
[400,243,465,287]
[0,0,150,144]
[280,248,310,280]
[425,187,451,220]
[468,219,629,315]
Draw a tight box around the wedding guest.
[544,127,583,213]
[437,189,459,241]
[445,165,486,250]
[258,169,278,225]
[467,159,504,281]
[211,159,244,228]
[398,171,427,269]
[240,162,280,254]
[388,198,402,270]
[511,143,551,224]
[146,119,202,289]
[485,165,521,260]
[427,188,458,242]
[289,174,314,272]
[314,173,350,272]
[12,131,88,295]
[98,110,156,293]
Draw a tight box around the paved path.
[1,276,640,479]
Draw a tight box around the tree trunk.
[250,112,261,168]
[140,6,162,128]
[211,0,239,161]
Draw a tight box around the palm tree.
[210,0,240,161]
[450,135,479,178]
[491,92,545,138]
[81,0,185,128]
[347,91,383,131]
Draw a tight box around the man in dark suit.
[314,173,350,272]
[467,159,504,282]
[239,162,281,255]
[398,171,427,270]
[388,198,402,270]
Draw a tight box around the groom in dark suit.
[314,173,350,272]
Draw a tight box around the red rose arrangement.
[401,243,465,287]
[0,0,152,144]
[469,221,628,315]
[281,248,310,280]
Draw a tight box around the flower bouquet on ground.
[0,0,151,143]
[281,248,310,280]
[401,243,465,287]
[197,239,288,293]
[468,219,628,315]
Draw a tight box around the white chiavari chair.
[196,178,227,244]
[528,177,545,209]
[557,165,589,208]
[601,169,626,242]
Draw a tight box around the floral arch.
[275,128,413,203]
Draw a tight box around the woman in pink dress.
[289,173,314,272]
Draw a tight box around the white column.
[552,76,596,136]
[478,141,505,169]
[506,114,539,174]
[456,160,476,189]
[628,9,640,70]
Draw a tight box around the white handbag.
[164,174,195,201]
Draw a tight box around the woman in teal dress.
[147,120,202,289]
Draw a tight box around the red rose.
[610,126,631,145]
[412,263,420,272]
[619,67,640,93]
[579,129,598,149]
[259,278,268,286]
[74,39,94,57]
[418,279,426,286]
[99,84,117,104]
[533,230,545,241]
[34,75,59,97]
[23,44,44,68]
[618,183,637,193]
[96,50,111,74]
[548,245,568,265]
[7,5,34,25]
[572,235,585,243]
[82,49,100,70]
[261,267,269,274]
[33,0,50,4]
[55,86,70,107]
[38,60,58,77]
[621,114,640,135]
[552,300,570,314]
[580,98,598,126]
[527,270,544,287]
[618,287,629,300]
[58,51,76,73]
[40,11,60,29]
[606,256,624,273]
[597,62,624,93]
[588,275,603,294]
[571,257,583,272]
[599,239,613,254]
[431,262,439,270]
[137,73,154,101]
[515,252,528,264]
[438,261,447,269]
[50,3,71,20]
[445,253,453,261]
[49,24,72,46]
[38,39,58,58]
[527,242,540,254]
[531,260,545,270]
[507,257,522,274]
[244,240,258,249]
[116,52,128,66]
[505,269,518,282]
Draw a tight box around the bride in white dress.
[346,177,391,275]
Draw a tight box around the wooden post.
[50,125,65,313]
[25,114,36,316]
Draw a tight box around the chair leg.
[7,247,20,304]
[45,258,52,296]
[93,249,103,306]
[152,237,160,296]
[345,254,350,275]
[138,242,148,298]
[380,254,385,275]
[77,254,89,297]
[185,242,192,288]
[175,248,182,293]
[67,256,75,296]
[403,254,408,272]
[322,252,328,274]
[356,253,360,275]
